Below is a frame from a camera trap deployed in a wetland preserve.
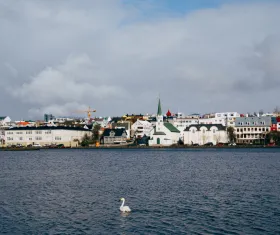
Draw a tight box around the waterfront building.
[4,126,91,147]
[100,128,127,144]
[148,99,180,146]
[112,121,131,139]
[183,124,228,145]
[131,119,153,138]
[234,116,271,144]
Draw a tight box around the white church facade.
[149,99,180,146]
[183,124,228,145]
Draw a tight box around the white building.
[214,112,240,127]
[0,116,12,127]
[149,99,180,146]
[183,124,228,145]
[131,119,153,138]
[4,126,92,147]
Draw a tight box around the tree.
[267,131,280,145]
[227,127,236,143]
[81,134,91,147]
[92,124,101,143]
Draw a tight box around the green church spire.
[157,98,162,116]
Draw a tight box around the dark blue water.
[1,149,280,234]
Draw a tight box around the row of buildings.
[1,101,280,147]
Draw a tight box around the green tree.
[227,126,236,143]
[81,133,91,147]
[92,124,101,142]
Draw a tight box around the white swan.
[120,198,131,212]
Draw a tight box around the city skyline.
[1,0,280,119]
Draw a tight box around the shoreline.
[1,145,279,151]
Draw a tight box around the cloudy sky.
[1,0,280,120]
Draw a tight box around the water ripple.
[1,149,280,234]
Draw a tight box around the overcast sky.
[1,0,280,120]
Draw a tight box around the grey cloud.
[1,0,280,119]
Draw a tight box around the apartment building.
[4,126,92,147]
[234,117,271,144]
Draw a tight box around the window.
[35,136,42,140]
[213,129,216,133]
[29,137,32,141]
[45,131,51,134]
[192,130,195,133]
[7,137,13,140]
[35,131,42,134]
[55,136,61,140]
[19,137,23,140]
[26,131,32,134]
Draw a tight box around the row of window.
[192,129,216,133]
[237,134,265,139]
[237,121,266,126]
[6,131,52,135]
[236,128,269,132]
[6,136,62,141]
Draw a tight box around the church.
[148,99,181,146]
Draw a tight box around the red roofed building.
[166,110,172,117]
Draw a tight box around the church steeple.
[156,98,163,128]
[157,98,162,116]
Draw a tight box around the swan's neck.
[121,200,125,207]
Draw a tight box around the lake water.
[1,148,280,234]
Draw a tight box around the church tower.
[156,98,163,131]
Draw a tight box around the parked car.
[204,142,214,146]
[228,143,237,146]
[192,143,199,146]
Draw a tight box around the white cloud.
[1,0,280,119]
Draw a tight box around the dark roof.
[184,124,226,131]
[164,123,180,133]
[6,126,91,131]
[110,117,122,123]
[102,128,127,137]
[0,116,7,120]
[112,122,130,129]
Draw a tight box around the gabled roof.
[164,123,180,133]
[102,128,126,137]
